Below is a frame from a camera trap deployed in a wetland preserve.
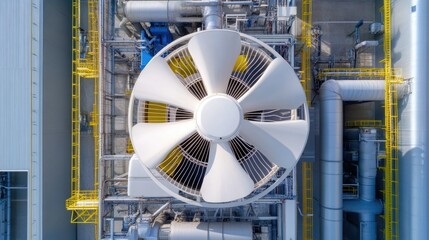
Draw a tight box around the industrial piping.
[343,128,383,240]
[123,0,202,23]
[320,80,385,240]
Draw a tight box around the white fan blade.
[200,142,254,203]
[188,30,241,94]
[238,58,306,113]
[131,120,196,168]
[133,56,199,112]
[239,120,309,169]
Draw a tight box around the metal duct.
[124,1,202,23]
[162,221,253,240]
[320,80,385,240]
[204,4,222,30]
[343,128,383,240]
[398,0,429,239]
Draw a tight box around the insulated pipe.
[123,1,202,23]
[320,80,385,240]
[398,0,429,239]
[358,128,377,202]
[343,128,382,240]
[204,2,222,30]
[166,221,253,240]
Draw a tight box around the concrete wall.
[42,0,76,239]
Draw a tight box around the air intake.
[128,29,309,207]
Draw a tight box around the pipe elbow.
[320,79,342,101]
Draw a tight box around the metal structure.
[66,0,100,234]
[63,0,410,239]
[4,0,429,239]
[300,0,314,239]
[382,0,401,238]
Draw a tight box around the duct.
[123,1,202,23]
[123,0,251,24]
[203,2,222,30]
[343,128,382,240]
[398,0,429,239]
[320,80,385,240]
[355,40,378,50]
[163,221,253,240]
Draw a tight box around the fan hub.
[195,94,242,141]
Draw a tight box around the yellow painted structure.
[300,0,313,239]
[66,0,100,236]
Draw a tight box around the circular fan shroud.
[128,30,309,208]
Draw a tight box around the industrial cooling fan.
[128,30,309,206]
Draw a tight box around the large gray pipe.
[124,1,202,23]
[161,221,253,240]
[320,80,385,240]
[398,0,429,239]
[343,128,383,240]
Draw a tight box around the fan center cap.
[195,94,242,141]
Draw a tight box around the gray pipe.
[359,128,377,202]
[343,128,382,240]
[398,0,429,239]
[124,1,201,23]
[166,221,253,240]
[204,3,222,30]
[123,0,250,24]
[320,80,385,240]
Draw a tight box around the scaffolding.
[300,0,313,239]
[66,0,100,234]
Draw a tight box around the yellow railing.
[318,68,402,80]
[300,0,313,239]
[70,0,81,195]
[66,0,100,235]
[302,161,313,239]
[300,0,312,103]
[345,120,384,128]
[343,184,359,198]
[127,138,135,154]
[382,0,400,239]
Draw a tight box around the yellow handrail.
[382,0,400,238]
[300,0,313,239]
[66,0,100,234]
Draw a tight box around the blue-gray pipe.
[320,80,385,240]
[398,0,429,239]
[343,128,382,240]
[203,2,222,30]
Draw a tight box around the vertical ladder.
[301,0,313,239]
[66,0,100,237]
[383,0,400,239]
[70,0,81,198]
